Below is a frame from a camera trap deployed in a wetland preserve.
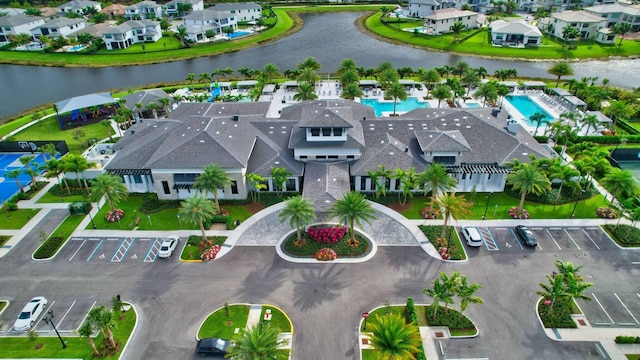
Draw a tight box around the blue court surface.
[0,153,51,203]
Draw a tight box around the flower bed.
[596,207,618,219]
[314,248,337,261]
[508,207,529,219]
[105,209,125,222]
[201,245,221,261]
[306,226,347,244]
[421,207,440,219]
[282,225,370,258]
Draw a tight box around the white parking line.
[615,293,640,325]
[582,230,601,250]
[545,229,562,250]
[69,239,87,261]
[592,293,615,325]
[564,229,581,250]
[57,300,75,328]
[75,300,97,333]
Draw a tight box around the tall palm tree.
[225,322,288,360]
[418,68,440,98]
[337,58,357,75]
[379,68,399,90]
[367,165,392,199]
[158,97,171,115]
[385,82,407,116]
[507,163,551,218]
[6,169,24,190]
[461,69,480,98]
[297,57,322,71]
[179,195,216,245]
[44,158,67,192]
[581,113,599,135]
[418,163,457,207]
[530,112,548,136]
[547,62,574,87]
[19,155,38,187]
[193,164,232,215]
[473,81,499,107]
[450,21,466,42]
[339,69,359,87]
[185,72,195,86]
[537,274,569,315]
[90,174,128,214]
[38,143,58,161]
[330,191,377,246]
[432,85,452,108]
[612,22,632,46]
[368,313,422,360]
[146,102,159,118]
[61,153,95,191]
[393,167,417,205]
[423,272,459,317]
[340,83,363,100]
[270,167,292,197]
[436,192,472,244]
[456,275,483,320]
[600,167,639,208]
[293,82,318,101]
[77,321,99,356]
[279,195,316,247]
[88,306,117,348]
[549,164,580,205]
[262,63,280,83]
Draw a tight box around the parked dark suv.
[195,338,231,357]
[515,225,537,247]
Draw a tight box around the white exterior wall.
[452,172,506,192]
[33,21,85,38]
[232,7,262,21]
[293,147,360,161]
[425,14,478,34]
[408,2,441,18]
[103,30,133,50]
[551,17,605,40]
[0,17,45,41]
[151,168,248,200]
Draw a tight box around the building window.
[333,128,343,136]
[162,181,170,194]
[286,178,296,191]
[328,155,339,159]
[133,175,143,183]
[231,180,238,194]
[347,155,355,159]
[300,155,307,159]
[433,156,455,164]
[322,128,331,136]
[311,128,320,136]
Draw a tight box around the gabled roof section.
[490,20,542,37]
[350,132,424,176]
[415,130,471,153]
[107,119,180,170]
[123,89,170,109]
[210,2,261,11]
[552,10,605,23]
[0,14,43,27]
[302,161,350,212]
[425,8,477,20]
[55,92,116,114]
[183,8,232,21]
[298,108,353,128]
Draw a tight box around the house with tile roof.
[58,0,101,15]
[100,4,127,19]
[102,19,162,50]
[407,0,454,18]
[585,3,640,30]
[423,8,478,34]
[0,14,44,42]
[542,10,608,42]
[208,2,262,21]
[104,100,551,207]
[490,20,543,47]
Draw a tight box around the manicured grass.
[626,355,640,360]
[414,305,428,326]
[602,224,640,247]
[537,297,578,328]
[8,116,109,154]
[0,111,55,137]
[0,307,136,359]
[450,328,477,336]
[51,214,85,239]
[365,13,640,60]
[36,188,86,204]
[361,349,376,360]
[260,305,292,333]
[0,209,40,229]
[198,304,250,340]
[0,301,7,313]
[419,225,466,260]
[94,36,183,54]
[181,235,226,261]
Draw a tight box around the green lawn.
[198,304,250,340]
[0,111,55,137]
[360,305,405,332]
[260,305,292,333]
[0,307,136,359]
[626,355,640,360]
[51,214,85,239]
[365,14,640,60]
[361,349,376,360]
[0,301,7,313]
[8,116,109,154]
[180,236,226,261]
[36,190,86,204]
[0,209,41,229]
[34,214,85,259]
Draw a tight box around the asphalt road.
[1,224,638,360]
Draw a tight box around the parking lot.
[55,236,182,263]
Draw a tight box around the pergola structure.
[54,92,118,130]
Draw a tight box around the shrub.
[33,236,65,259]
[603,224,640,246]
[406,298,417,325]
[418,225,464,260]
[508,206,530,219]
[421,207,440,219]
[105,208,125,222]
[537,297,577,328]
[426,305,474,330]
[615,335,636,344]
[201,245,221,261]
[5,200,18,211]
[306,226,347,244]
[282,230,369,258]
[314,248,337,261]
[596,207,618,219]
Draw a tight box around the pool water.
[504,95,554,126]
[360,97,429,116]
[466,102,482,108]
[228,31,250,39]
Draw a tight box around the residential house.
[182,9,238,42]
[32,17,85,39]
[104,100,551,205]
[0,14,44,42]
[122,89,173,119]
[102,19,162,50]
[100,4,127,19]
[0,8,26,16]
[68,22,112,41]
[595,26,617,44]
[423,8,478,34]
[467,0,494,14]
[585,3,640,30]
[58,0,101,15]
[125,1,163,20]
[407,0,452,18]
[490,20,542,47]
[208,2,262,22]
[542,10,607,42]
[165,0,204,17]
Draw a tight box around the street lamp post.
[362,312,370,331]
[42,310,66,349]
[147,214,152,226]
[87,206,96,229]
[177,214,182,226]
[570,190,586,218]
[482,192,494,220]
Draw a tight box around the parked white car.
[158,235,179,258]
[13,297,48,331]
[461,226,483,247]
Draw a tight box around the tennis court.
[0,152,50,203]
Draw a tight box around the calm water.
[361,97,429,116]
[505,95,554,125]
[1,12,639,118]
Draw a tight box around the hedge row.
[33,237,65,259]
[615,335,640,344]
[405,298,426,360]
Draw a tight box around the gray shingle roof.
[0,14,43,27]
[301,161,350,212]
[209,2,261,11]
[415,130,471,153]
[298,108,353,128]
[183,8,232,21]
[42,17,84,28]
[350,132,426,176]
[123,89,170,109]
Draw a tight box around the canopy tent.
[522,81,547,88]
[551,88,572,97]
[586,110,612,123]
[54,92,117,130]
[236,80,258,88]
[564,95,587,109]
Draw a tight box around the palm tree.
[418,163,457,207]
[77,321,99,356]
[293,82,318,101]
[198,72,211,88]
[475,66,488,79]
[246,173,267,202]
[194,164,232,214]
[6,169,24,190]
[61,153,95,191]
[423,272,459,317]
[432,85,452,108]
[338,58,357,75]
[537,274,569,315]
[43,158,65,190]
[90,174,128,214]
[506,163,551,218]
[297,57,322,71]
[88,306,117,348]
[158,97,171,115]
[19,155,38,187]
[368,313,421,360]
[385,82,407,116]
[436,192,472,245]
[179,195,216,245]
[185,72,195,86]
[450,21,466,42]
[456,275,483,320]
[461,69,480,98]
[530,112,548,136]
[603,100,635,128]
[146,102,159,118]
[418,68,440,98]
[612,22,632,46]
[340,83,363,100]
[549,164,580,205]
[262,63,280,83]
[393,167,417,205]
[270,167,292,197]
[561,25,581,49]
[581,113,599,135]
[367,165,392,199]
[225,322,288,360]
[600,168,639,208]
[473,81,499,107]
[548,62,574,87]
[339,69,359,87]
[38,143,58,161]
[330,191,377,246]
[279,195,316,247]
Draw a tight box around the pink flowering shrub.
[306,226,347,244]
[201,245,221,262]
[596,207,618,219]
[509,207,530,219]
[421,207,440,219]
[438,247,450,260]
[314,248,337,261]
[105,209,125,222]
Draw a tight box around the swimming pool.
[360,97,429,116]
[69,45,83,51]
[228,31,250,39]
[465,102,482,108]
[504,95,554,126]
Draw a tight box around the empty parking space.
[34,298,97,333]
[587,293,640,327]
[491,228,523,252]
[121,237,161,263]
[546,228,578,251]
[583,227,617,250]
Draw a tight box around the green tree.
[432,85,452,108]
[548,62,574,87]
[530,112,548,137]
[179,195,216,245]
[379,67,399,90]
[146,102,159,119]
[549,164,580,205]
[367,165,392,199]
[537,274,569,315]
[393,167,417,205]
[461,69,480,98]
[418,163,457,207]
[600,167,639,208]
[473,81,499,107]
[297,57,321,71]
[44,158,68,192]
[77,321,99,356]
[385,82,408,116]
[424,272,460,317]
[158,97,171,115]
[193,164,232,215]
[185,72,195,86]
[270,167,292,196]
[340,83,363,100]
[330,191,376,246]
[90,174,128,214]
[368,313,422,360]
[225,322,288,360]
[612,22,632,46]
[507,163,551,218]
[436,192,472,244]
[246,173,267,202]
[262,63,280,83]
[19,155,38,187]
[88,306,117,349]
[6,169,24,190]
[279,195,316,247]
[450,21,466,42]
[418,68,440,98]
[293,82,318,101]
[61,153,95,191]
[339,68,359,87]
[581,113,599,135]
[456,275,483,319]
[603,100,635,128]
[337,58,357,75]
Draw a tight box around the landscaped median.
[33,213,85,259]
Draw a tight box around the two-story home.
[165,0,204,17]
[102,19,162,50]
[57,0,101,15]
[208,2,262,21]
[125,1,163,20]
[32,17,85,39]
[182,8,238,42]
[542,10,607,42]
[423,8,478,34]
[585,3,640,30]
[490,20,542,47]
[407,0,453,18]
[0,14,44,42]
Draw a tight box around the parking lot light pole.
[362,312,369,331]
[482,192,493,220]
[42,310,66,348]
[570,190,586,218]
[87,207,96,229]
